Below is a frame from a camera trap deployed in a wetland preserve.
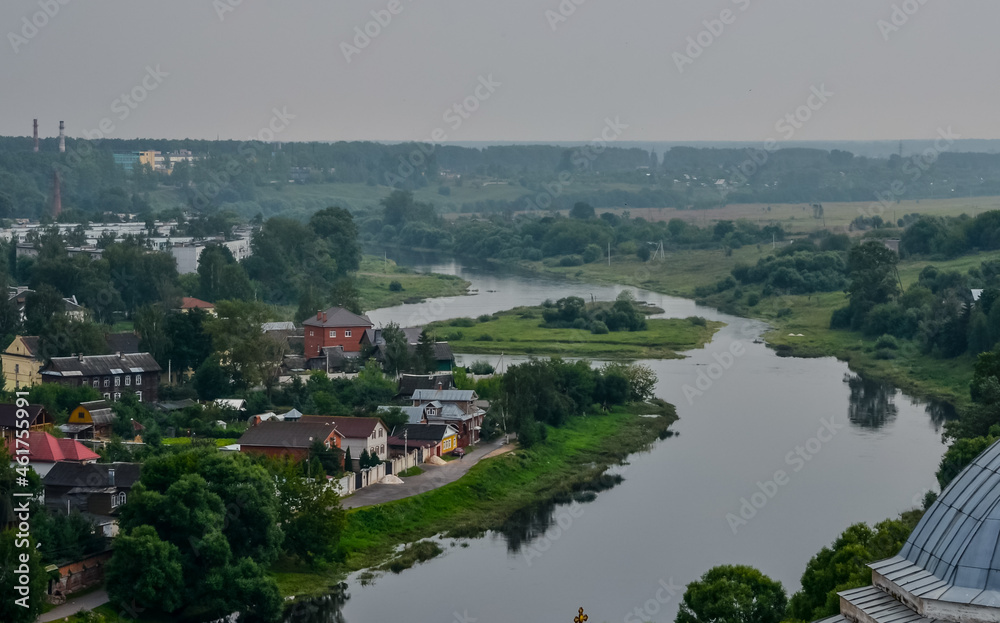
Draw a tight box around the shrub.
[636,246,651,261]
[477,314,493,323]
[875,348,897,360]
[874,334,899,350]
[469,360,495,374]
[388,280,403,292]
[590,321,609,334]
[746,293,760,307]
[582,244,604,263]
[450,318,476,327]
[524,248,543,261]
[776,307,793,318]
[558,255,584,267]
[474,334,494,341]
[687,316,707,326]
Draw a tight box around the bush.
[636,245,651,261]
[477,314,493,323]
[558,255,584,267]
[474,334,494,341]
[875,334,899,350]
[687,316,707,327]
[582,244,604,263]
[388,280,403,292]
[590,321,609,334]
[776,307,793,318]
[450,317,476,327]
[875,348,897,360]
[746,293,760,307]
[523,248,543,261]
[469,360,495,374]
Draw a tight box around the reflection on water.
[284,583,349,623]
[846,374,899,429]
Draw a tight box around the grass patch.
[427,305,723,359]
[356,255,470,310]
[162,437,238,447]
[398,466,424,477]
[379,540,444,573]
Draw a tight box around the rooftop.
[237,420,341,449]
[302,307,373,329]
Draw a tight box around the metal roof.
[888,438,1000,603]
[412,389,477,402]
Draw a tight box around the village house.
[389,423,459,459]
[41,352,161,403]
[302,307,373,358]
[0,402,52,447]
[43,462,141,536]
[2,332,141,392]
[177,296,216,315]
[301,415,389,470]
[63,400,115,440]
[411,387,487,447]
[6,431,100,477]
[237,420,343,462]
[396,373,455,399]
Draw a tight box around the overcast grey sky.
[1,0,993,143]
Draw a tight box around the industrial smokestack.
[58,120,65,153]
[33,119,38,152]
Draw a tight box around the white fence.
[386,448,422,475]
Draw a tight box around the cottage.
[302,307,373,358]
[43,462,141,536]
[177,297,216,314]
[237,420,343,462]
[301,415,389,470]
[0,402,52,447]
[411,387,487,447]
[5,431,100,477]
[41,352,161,403]
[389,423,459,458]
[65,400,115,440]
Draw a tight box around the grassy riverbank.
[426,306,723,359]
[356,255,470,310]
[271,401,677,600]
[518,248,989,406]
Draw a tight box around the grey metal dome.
[895,438,1000,601]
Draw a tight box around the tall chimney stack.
[33,119,38,152]
[58,120,65,153]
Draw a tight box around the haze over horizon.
[1,0,993,144]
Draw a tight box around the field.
[426,306,723,359]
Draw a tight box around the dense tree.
[309,206,362,275]
[197,244,253,302]
[0,530,47,623]
[381,321,410,375]
[105,525,185,615]
[676,565,787,623]
[204,300,287,393]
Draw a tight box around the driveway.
[343,436,515,509]
[38,589,109,622]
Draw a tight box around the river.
[296,255,951,623]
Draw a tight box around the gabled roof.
[390,423,458,443]
[397,374,455,397]
[104,332,140,354]
[237,421,341,449]
[7,432,100,463]
[0,403,48,428]
[44,462,141,489]
[302,307,373,329]
[301,415,385,439]
[43,352,161,377]
[77,400,115,425]
[412,389,477,402]
[377,405,426,424]
[179,297,215,310]
[433,342,454,362]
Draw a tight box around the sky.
[0,0,995,143]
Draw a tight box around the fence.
[355,463,386,489]
[386,448,422,475]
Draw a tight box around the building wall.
[2,337,41,391]
[240,445,310,462]
[47,372,158,404]
[304,325,368,356]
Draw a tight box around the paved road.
[343,437,514,509]
[38,589,109,622]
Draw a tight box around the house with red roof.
[6,431,100,477]
[177,297,216,315]
[302,307,373,358]
[301,415,389,470]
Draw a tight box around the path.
[343,436,515,509]
[38,589,109,622]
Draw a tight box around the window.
[104,377,110,387]
[309,330,314,337]
[124,376,131,386]
[103,393,110,400]
[135,391,142,402]
[135,374,141,385]
[113,392,121,401]
[115,376,121,387]
[93,379,99,388]
[329,330,336,338]
[345,330,352,337]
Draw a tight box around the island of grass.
[425,297,723,360]
[356,255,470,310]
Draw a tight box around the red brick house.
[237,420,343,462]
[302,307,373,358]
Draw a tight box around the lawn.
[162,437,238,447]
[426,306,723,359]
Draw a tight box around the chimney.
[436,381,443,391]
[77,353,83,362]
[322,312,327,323]
[58,120,65,153]
[316,311,322,321]
[33,119,38,152]
[118,351,125,360]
